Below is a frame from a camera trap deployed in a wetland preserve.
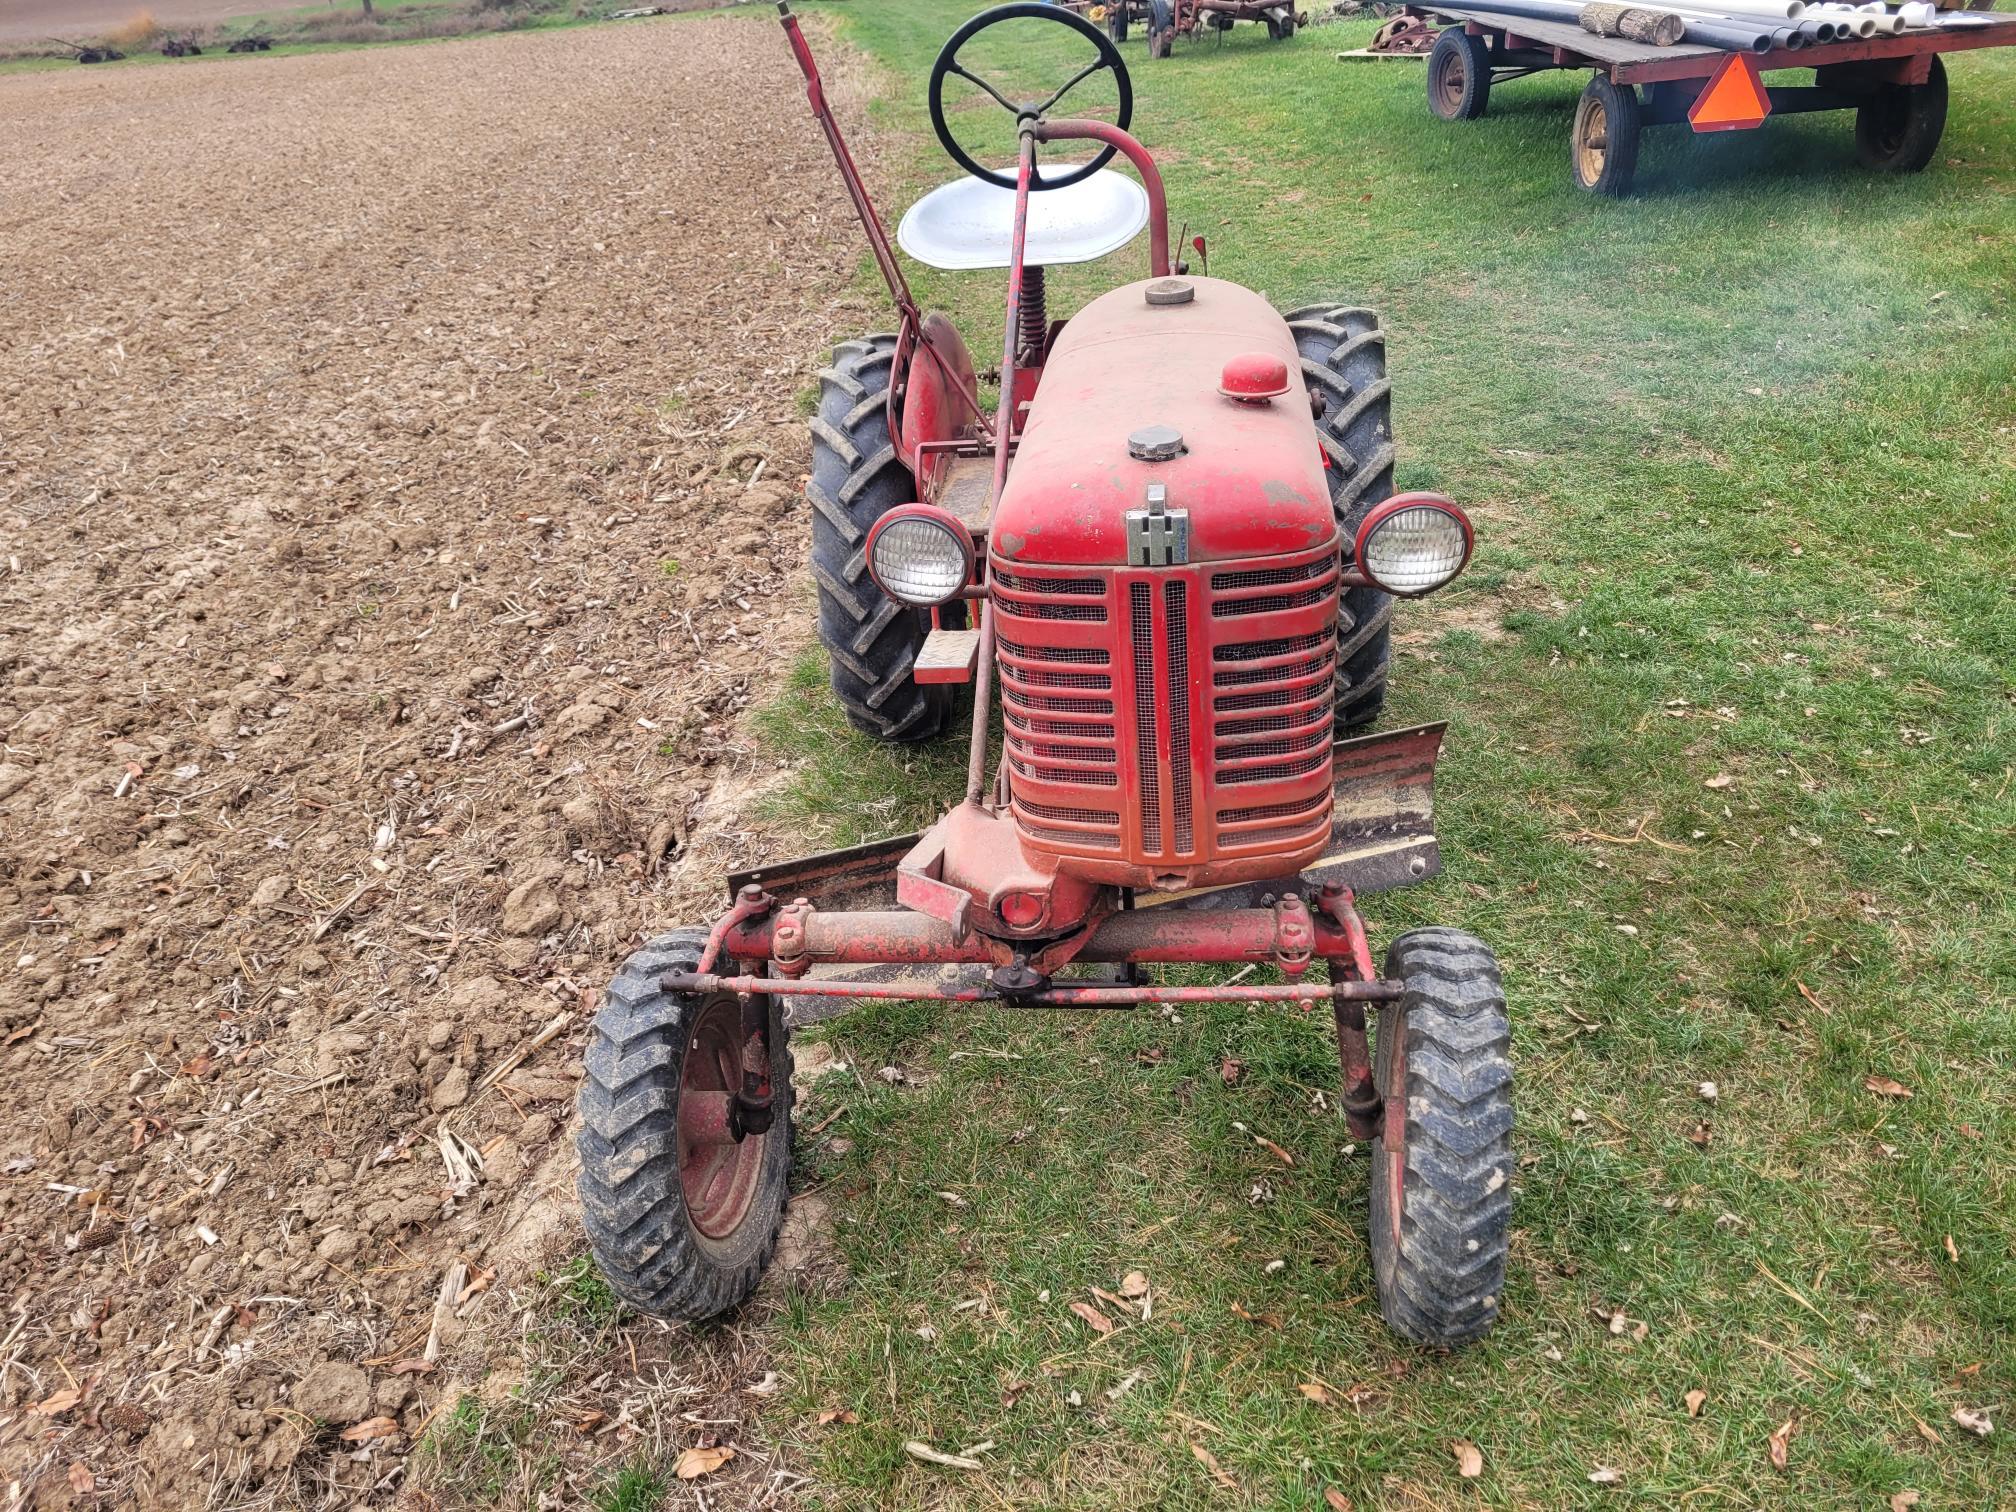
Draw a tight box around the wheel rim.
[1435,52,1465,112]
[675,995,766,1241]
[1379,1013,1406,1252]
[1577,99,1609,185]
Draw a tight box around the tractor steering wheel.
[928,2,1133,192]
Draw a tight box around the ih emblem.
[1126,483,1189,567]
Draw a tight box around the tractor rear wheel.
[1283,305,1395,730]
[1368,928,1512,1348]
[809,335,956,743]
[577,929,794,1319]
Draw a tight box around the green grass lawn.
[729,4,2016,1507]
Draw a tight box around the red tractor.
[1097,0,1306,56]
[577,2,1512,1348]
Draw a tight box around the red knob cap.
[1218,351,1290,403]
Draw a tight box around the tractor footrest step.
[914,628,981,684]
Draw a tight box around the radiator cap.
[1127,424,1185,462]
[1144,277,1195,307]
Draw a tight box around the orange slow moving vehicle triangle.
[1688,53,1773,132]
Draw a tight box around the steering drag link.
[661,971,1404,1009]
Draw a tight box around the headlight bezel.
[1352,492,1474,598]
[864,504,975,608]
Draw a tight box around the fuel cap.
[1127,424,1185,461]
[1144,278,1195,307]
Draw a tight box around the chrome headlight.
[1354,493,1474,597]
[865,505,973,607]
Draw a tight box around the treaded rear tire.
[1368,927,1512,1348]
[577,929,794,1320]
[1282,304,1395,730]
[809,335,954,743]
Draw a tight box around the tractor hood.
[990,276,1334,566]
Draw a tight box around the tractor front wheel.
[1368,928,1512,1348]
[809,335,957,743]
[1265,6,1296,40]
[576,930,794,1319]
[1283,305,1395,730]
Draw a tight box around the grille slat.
[1130,583,1162,853]
[1166,580,1193,855]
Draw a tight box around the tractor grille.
[999,542,1339,869]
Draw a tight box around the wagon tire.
[577,929,794,1320]
[1266,7,1296,39]
[1571,74,1640,195]
[1368,927,1512,1348]
[1282,303,1395,730]
[809,335,957,743]
[1428,27,1490,121]
[1854,55,1946,173]
[1107,3,1128,43]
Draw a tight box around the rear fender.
[898,312,979,494]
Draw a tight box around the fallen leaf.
[179,1052,215,1079]
[1069,1300,1113,1335]
[1768,1417,1795,1470]
[572,1411,606,1434]
[1863,1075,1912,1099]
[33,1388,84,1417]
[1704,773,1735,790]
[1943,1234,1960,1263]
[1795,980,1828,1013]
[1119,1270,1149,1298]
[1685,1389,1707,1418]
[674,1445,735,1480]
[1951,1406,1993,1438]
[815,1409,859,1426]
[1890,1493,1921,1512]
[67,1464,94,1495]
[389,1358,435,1375]
[1254,1134,1296,1166]
[340,1416,400,1443]
[1190,1442,1238,1490]
[1913,1418,1942,1445]
[1220,1057,1245,1085]
[1688,1119,1713,1148]
[1230,1301,1281,1328]
[1589,1466,1622,1484]
[1090,1284,1137,1314]
[1452,1439,1484,1478]
[1324,1492,1354,1512]
[1299,1382,1332,1406]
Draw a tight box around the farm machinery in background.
[1086,0,1308,53]
[575,1,1515,1349]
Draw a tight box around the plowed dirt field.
[0,15,875,1504]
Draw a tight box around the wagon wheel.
[1854,55,1947,172]
[1427,27,1490,121]
[1570,74,1641,195]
